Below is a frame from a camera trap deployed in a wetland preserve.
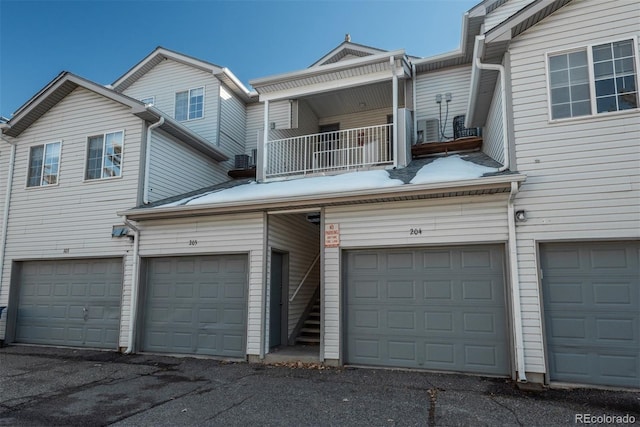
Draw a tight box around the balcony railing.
[264,124,393,179]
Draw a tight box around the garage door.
[142,255,247,357]
[345,245,509,375]
[16,259,122,349]
[541,241,639,388]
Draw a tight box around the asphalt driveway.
[0,345,638,426]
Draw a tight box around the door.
[142,254,248,357]
[541,241,639,388]
[316,123,340,169]
[345,245,509,375]
[269,251,287,348]
[15,259,122,349]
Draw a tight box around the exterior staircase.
[295,296,320,345]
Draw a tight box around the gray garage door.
[541,241,639,388]
[142,254,247,358]
[16,259,122,349]
[345,246,509,375]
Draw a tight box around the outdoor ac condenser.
[417,118,440,143]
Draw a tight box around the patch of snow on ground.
[166,170,404,207]
[410,155,498,184]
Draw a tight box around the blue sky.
[0,0,478,119]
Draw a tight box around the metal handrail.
[289,253,320,302]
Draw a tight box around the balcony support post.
[260,99,269,182]
[391,56,399,169]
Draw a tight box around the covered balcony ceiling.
[302,81,399,118]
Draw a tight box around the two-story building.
[1,0,637,390]
[0,50,252,352]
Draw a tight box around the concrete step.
[296,336,320,344]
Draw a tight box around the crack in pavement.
[202,393,256,423]
[487,395,524,427]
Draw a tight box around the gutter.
[471,35,510,172]
[143,117,165,204]
[0,125,16,300]
[122,215,140,354]
[507,181,527,382]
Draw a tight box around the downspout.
[474,36,510,172]
[143,117,165,204]
[507,181,527,383]
[0,127,16,296]
[412,62,418,145]
[123,215,140,354]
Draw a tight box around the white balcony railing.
[264,124,393,179]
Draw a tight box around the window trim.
[83,129,125,182]
[140,96,155,106]
[545,35,640,123]
[174,86,205,121]
[25,140,62,189]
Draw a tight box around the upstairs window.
[86,131,124,180]
[547,38,639,120]
[27,141,61,187]
[175,87,204,121]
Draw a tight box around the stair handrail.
[289,252,320,302]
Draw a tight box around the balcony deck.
[411,137,483,158]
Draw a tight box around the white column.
[391,57,398,168]
[260,100,269,182]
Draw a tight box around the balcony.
[264,124,393,179]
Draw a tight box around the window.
[85,131,124,180]
[175,87,204,121]
[27,142,61,187]
[548,39,639,120]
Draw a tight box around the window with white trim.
[175,87,204,121]
[548,39,639,120]
[85,131,124,180]
[27,141,61,187]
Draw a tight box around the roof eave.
[250,49,407,89]
[119,173,526,221]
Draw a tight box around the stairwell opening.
[265,210,322,363]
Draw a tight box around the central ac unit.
[417,118,440,143]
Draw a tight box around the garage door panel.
[142,255,247,358]
[16,259,122,349]
[346,246,509,375]
[541,241,639,388]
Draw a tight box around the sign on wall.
[324,223,340,248]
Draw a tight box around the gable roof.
[2,72,228,161]
[110,46,254,102]
[309,40,388,67]
[467,0,574,127]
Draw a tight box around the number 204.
[409,228,422,236]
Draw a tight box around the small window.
[140,96,155,106]
[548,50,591,119]
[175,87,204,121]
[27,141,61,187]
[85,131,124,180]
[592,40,638,113]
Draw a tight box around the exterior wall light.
[515,210,527,222]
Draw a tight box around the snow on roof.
[410,155,497,184]
[159,155,497,208]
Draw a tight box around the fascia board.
[119,174,526,220]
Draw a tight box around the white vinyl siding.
[268,99,318,141]
[323,195,510,360]
[245,103,264,154]
[484,0,536,32]
[318,107,391,130]
[0,87,143,345]
[509,0,640,374]
[415,66,473,140]
[483,76,505,164]
[146,129,229,203]
[135,213,265,356]
[267,214,320,344]
[121,59,220,145]
[219,85,246,154]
